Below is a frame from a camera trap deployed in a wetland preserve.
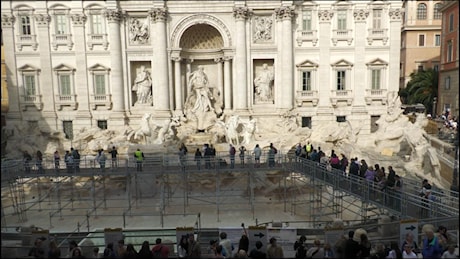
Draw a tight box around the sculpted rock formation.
[2,95,447,189]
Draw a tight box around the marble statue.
[187,66,214,113]
[241,117,257,145]
[132,66,152,105]
[254,63,274,102]
[126,113,153,144]
[129,18,149,44]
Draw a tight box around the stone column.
[276,6,295,111]
[1,14,20,120]
[388,8,402,96]
[233,7,250,111]
[352,9,369,109]
[172,57,183,110]
[105,8,126,123]
[185,59,193,97]
[35,13,57,127]
[149,8,170,116]
[316,10,334,114]
[214,57,224,99]
[71,13,92,127]
[223,56,232,110]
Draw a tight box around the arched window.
[417,3,427,20]
[433,3,442,19]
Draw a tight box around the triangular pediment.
[18,64,39,71]
[296,59,319,68]
[366,58,388,66]
[331,59,353,67]
[88,63,110,71]
[53,64,74,71]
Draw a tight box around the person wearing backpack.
[152,238,170,258]
[294,235,307,258]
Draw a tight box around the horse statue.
[153,116,181,144]
[241,117,257,145]
[126,113,153,144]
[224,115,241,146]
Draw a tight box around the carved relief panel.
[252,15,274,43]
[128,16,150,45]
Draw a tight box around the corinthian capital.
[149,8,168,22]
[233,7,250,20]
[34,14,51,26]
[104,9,123,22]
[389,8,403,21]
[353,9,369,22]
[275,6,295,20]
[1,14,15,27]
[71,13,87,25]
[318,10,333,22]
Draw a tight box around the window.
[449,14,454,32]
[418,34,425,47]
[418,65,424,72]
[417,3,427,20]
[63,121,73,140]
[55,14,68,34]
[433,3,442,20]
[447,41,453,62]
[302,10,312,31]
[24,75,36,96]
[20,15,32,35]
[97,120,108,130]
[445,76,450,90]
[337,70,346,90]
[337,10,347,30]
[302,71,311,91]
[336,116,346,122]
[435,34,441,46]
[371,69,381,90]
[302,117,312,128]
[372,9,382,29]
[59,74,71,95]
[433,64,439,71]
[91,13,104,34]
[94,74,106,94]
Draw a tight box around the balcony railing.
[367,28,388,45]
[296,30,318,46]
[16,34,38,51]
[332,29,353,46]
[55,94,78,110]
[90,94,112,110]
[52,34,74,50]
[87,34,108,50]
[295,90,319,106]
[365,88,388,105]
[20,94,43,111]
[330,90,353,106]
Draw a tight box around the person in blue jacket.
[422,224,442,259]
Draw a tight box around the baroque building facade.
[1,0,403,141]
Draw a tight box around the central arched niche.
[179,24,224,50]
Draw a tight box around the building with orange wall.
[400,0,443,89]
[437,0,458,119]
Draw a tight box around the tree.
[403,68,438,115]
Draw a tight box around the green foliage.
[405,69,438,114]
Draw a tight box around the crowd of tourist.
[26,222,457,259]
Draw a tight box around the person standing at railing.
[53,150,60,172]
[64,150,73,173]
[253,144,262,168]
[194,148,202,170]
[109,146,118,170]
[229,144,236,169]
[96,149,106,172]
[23,151,32,173]
[239,146,246,167]
[134,148,144,172]
[36,150,44,174]
[268,143,277,168]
